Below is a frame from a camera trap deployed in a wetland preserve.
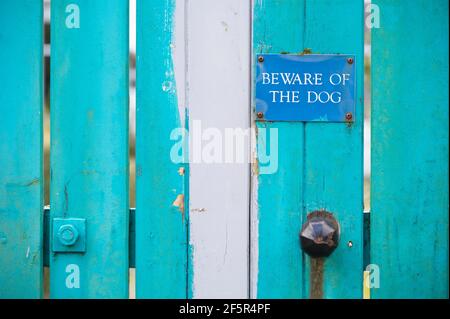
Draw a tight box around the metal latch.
[299,210,340,299]
[299,210,340,258]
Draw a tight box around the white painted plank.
[187,0,251,298]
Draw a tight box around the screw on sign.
[345,112,353,121]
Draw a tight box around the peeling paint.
[5,178,40,188]
[221,21,229,31]
[251,155,259,176]
[251,124,259,176]
[190,208,206,213]
[26,178,40,186]
[172,194,185,220]
[64,184,69,214]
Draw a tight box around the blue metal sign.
[255,54,356,122]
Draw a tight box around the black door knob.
[300,210,340,258]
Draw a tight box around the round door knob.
[299,210,340,258]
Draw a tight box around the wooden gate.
[0,0,448,299]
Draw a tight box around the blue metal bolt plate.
[255,54,356,122]
[52,218,86,253]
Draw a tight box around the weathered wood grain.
[371,0,449,298]
[253,0,364,298]
[50,0,129,298]
[0,0,44,299]
[135,0,188,298]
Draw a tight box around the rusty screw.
[258,56,264,63]
[257,112,264,119]
[345,112,353,121]
[347,57,354,64]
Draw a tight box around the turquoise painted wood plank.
[371,0,449,298]
[303,0,364,298]
[50,0,129,298]
[0,0,44,299]
[254,0,363,299]
[253,0,306,299]
[136,0,188,298]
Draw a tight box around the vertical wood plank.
[252,0,306,298]
[0,0,44,299]
[50,0,129,298]
[303,0,364,298]
[253,0,363,299]
[371,0,449,298]
[136,0,188,298]
[187,0,251,298]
